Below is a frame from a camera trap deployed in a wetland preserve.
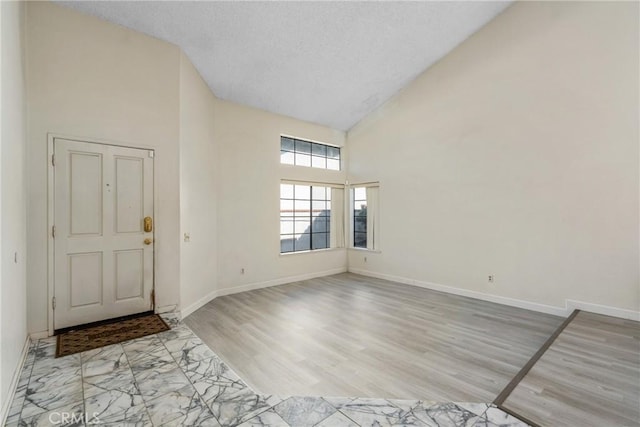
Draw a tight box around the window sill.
[348,247,381,254]
[279,247,345,257]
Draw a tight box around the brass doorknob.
[144,238,153,245]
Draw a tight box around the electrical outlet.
[183,233,191,243]
[488,275,495,284]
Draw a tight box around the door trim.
[47,133,157,336]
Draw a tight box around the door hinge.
[52,225,56,238]
[51,154,55,166]
[52,297,56,310]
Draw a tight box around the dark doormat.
[56,314,170,357]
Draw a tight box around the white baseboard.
[567,299,640,321]
[180,267,348,319]
[29,331,49,340]
[1,336,31,425]
[181,266,639,322]
[349,268,640,321]
[348,268,569,316]
[217,267,347,297]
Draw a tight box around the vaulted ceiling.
[56,1,511,131]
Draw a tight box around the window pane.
[312,232,329,250]
[280,219,294,234]
[294,185,311,200]
[354,187,366,200]
[280,199,293,212]
[312,217,329,232]
[295,153,311,167]
[354,213,367,232]
[281,137,295,152]
[294,220,311,234]
[354,232,367,248]
[294,234,311,251]
[327,158,340,170]
[295,140,311,154]
[280,151,295,165]
[312,156,326,169]
[327,146,340,159]
[280,184,294,199]
[281,237,294,253]
[312,186,326,200]
[312,200,326,213]
[294,199,310,215]
[311,143,327,156]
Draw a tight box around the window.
[280,136,340,170]
[353,187,367,248]
[351,185,379,250]
[280,183,331,253]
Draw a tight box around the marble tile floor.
[4,313,529,427]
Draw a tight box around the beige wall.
[214,99,347,293]
[23,1,348,331]
[26,2,182,333]
[179,53,219,314]
[1,0,28,411]
[347,1,639,314]
[20,0,638,339]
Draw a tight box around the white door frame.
[47,133,158,336]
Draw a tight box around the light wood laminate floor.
[503,311,640,427]
[185,273,563,402]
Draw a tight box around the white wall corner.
[180,289,219,319]
[0,336,31,425]
[566,299,640,322]
[155,304,179,315]
[29,331,49,340]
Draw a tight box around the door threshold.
[54,310,154,335]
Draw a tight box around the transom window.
[280,136,340,170]
[280,184,331,253]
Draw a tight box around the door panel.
[115,156,144,233]
[115,249,144,301]
[54,138,154,329]
[69,252,103,307]
[69,152,103,236]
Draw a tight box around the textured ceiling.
[56,1,511,131]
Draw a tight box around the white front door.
[53,138,154,330]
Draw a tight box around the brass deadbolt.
[144,216,153,232]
